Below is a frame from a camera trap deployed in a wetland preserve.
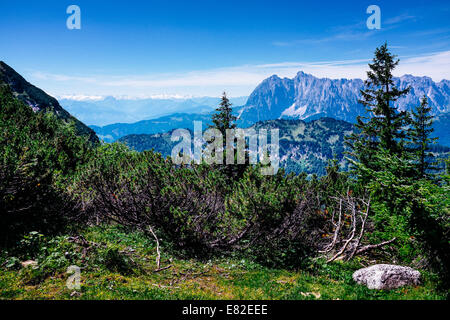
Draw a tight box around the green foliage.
[226,166,326,268]
[119,132,176,155]
[4,257,21,270]
[71,143,331,265]
[408,95,439,178]
[100,248,135,275]
[71,143,230,256]
[1,232,81,285]
[208,92,248,182]
[347,43,410,182]
[0,86,94,246]
[210,92,237,135]
[407,177,450,290]
[18,266,47,286]
[121,117,356,176]
[319,158,352,201]
[0,226,446,300]
[1,48,448,298]
[18,231,45,260]
[354,147,449,288]
[343,44,449,291]
[0,61,98,143]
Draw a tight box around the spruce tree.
[408,95,438,178]
[210,92,236,136]
[346,43,410,178]
[209,92,247,182]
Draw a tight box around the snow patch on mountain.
[281,103,308,118]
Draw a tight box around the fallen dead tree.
[320,191,396,262]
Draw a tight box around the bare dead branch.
[153,265,173,273]
[147,225,161,270]
[322,194,391,263]
[356,237,397,254]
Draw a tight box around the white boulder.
[353,264,421,290]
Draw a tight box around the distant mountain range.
[0,61,98,143]
[89,71,449,146]
[60,96,248,126]
[238,71,450,124]
[1,59,448,153]
[0,60,448,175]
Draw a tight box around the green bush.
[18,265,47,285]
[0,86,91,246]
[4,257,21,270]
[71,144,229,257]
[100,248,134,275]
[225,166,326,268]
[18,231,45,260]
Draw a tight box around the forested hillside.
[0,61,98,143]
[119,117,356,176]
[119,117,449,176]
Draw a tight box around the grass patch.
[0,225,445,300]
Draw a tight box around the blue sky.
[1,0,449,98]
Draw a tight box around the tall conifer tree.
[211,92,236,136]
[408,95,438,178]
[346,43,410,178]
[209,92,247,182]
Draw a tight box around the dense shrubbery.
[0,86,92,246]
[69,143,328,265]
[71,143,228,257]
[225,168,326,267]
[1,79,447,275]
[361,151,450,286]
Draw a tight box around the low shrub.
[226,167,327,268]
[100,248,135,275]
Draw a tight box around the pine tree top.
[210,92,237,135]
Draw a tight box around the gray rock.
[353,264,421,290]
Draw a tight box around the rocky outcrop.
[238,71,450,124]
[353,264,421,290]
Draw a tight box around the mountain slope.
[92,71,449,144]
[238,71,450,124]
[432,112,450,147]
[91,113,214,143]
[119,115,450,175]
[0,61,98,143]
[253,117,355,175]
[119,117,357,176]
[119,131,180,156]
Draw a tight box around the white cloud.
[30,51,450,98]
[271,31,376,46]
[56,94,105,101]
[384,14,416,25]
[55,93,199,101]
